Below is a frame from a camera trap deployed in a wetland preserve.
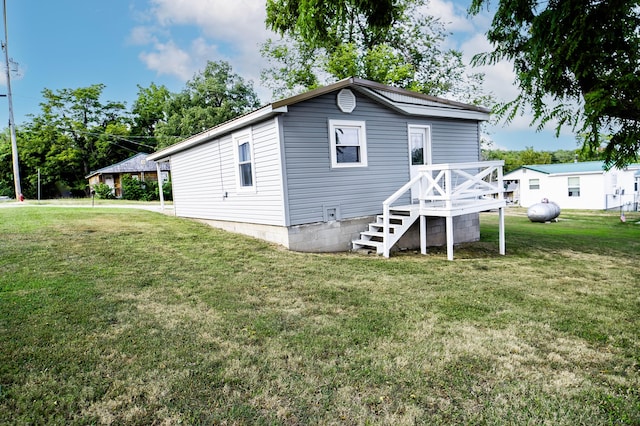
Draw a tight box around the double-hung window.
[568,176,580,197]
[329,120,368,168]
[529,178,540,190]
[234,131,255,191]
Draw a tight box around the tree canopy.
[263,0,491,106]
[130,82,171,148]
[155,61,260,148]
[0,61,260,198]
[469,0,640,168]
[17,84,131,197]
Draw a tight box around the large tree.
[11,84,131,197]
[156,61,261,148]
[37,84,130,177]
[469,0,640,168]
[130,82,171,150]
[262,0,491,106]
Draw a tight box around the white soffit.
[362,87,491,121]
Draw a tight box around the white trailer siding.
[507,165,640,210]
[170,118,287,225]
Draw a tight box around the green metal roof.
[521,161,606,174]
[506,161,640,176]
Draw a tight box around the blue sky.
[2,0,579,152]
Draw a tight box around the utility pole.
[2,0,20,199]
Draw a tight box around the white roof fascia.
[548,171,606,177]
[358,87,491,121]
[396,104,491,121]
[147,105,288,162]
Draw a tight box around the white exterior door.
[104,175,115,196]
[408,125,432,200]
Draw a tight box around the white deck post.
[445,168,452,210]
[420,215,427,255]
[383,202,390,258]
[499,206,505,255]
[446,215,454,260]
[156,162,165,210]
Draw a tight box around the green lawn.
[1,206,639,424]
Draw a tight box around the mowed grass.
[1,206,638,425]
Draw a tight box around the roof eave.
[351,80,491,114]
[271,77,357,109]
[272,77,491,115]
[147,105,288,162]
[359,89,490,120]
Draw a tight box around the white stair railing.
[382,174,422,257]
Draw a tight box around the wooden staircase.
[352,206,419,254]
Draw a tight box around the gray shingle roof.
[86,153,170,178]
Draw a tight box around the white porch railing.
[382,160,506,259]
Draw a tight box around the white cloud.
[461,33,519,101]
[427,0,475,34]
[149,0,271,49]
[139,40,195,80]
[131,0,274,99]
[128,26,158,45]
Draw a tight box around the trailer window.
[529,179,540,190]
[329,120,368,168]
[568,177,580,197]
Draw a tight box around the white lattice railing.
[416,160,505,208]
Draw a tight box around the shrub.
[162,181,173,201]
[141,181,159,202]
[93,183,115,199]
[121,174,145,200]
[121,174,168,201]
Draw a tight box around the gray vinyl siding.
[431,119,481,164]
[170,118,287,225]
[280,91,482,226]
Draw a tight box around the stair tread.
[377,216,411,222]
[352,239,383,247]
[361,231,384,238]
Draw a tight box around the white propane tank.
[527,199,561,222]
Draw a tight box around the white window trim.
[529,178,540,190]
[233,129,256,193]
[568,176,580,197]
[329,119,368,168]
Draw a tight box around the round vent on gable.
[337,89,356,113]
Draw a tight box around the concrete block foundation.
[395,213,480,251]
[195,213,480,254]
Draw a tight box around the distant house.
[86,153,171,198]
[504,161,640,211]
[147,77,506,258]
